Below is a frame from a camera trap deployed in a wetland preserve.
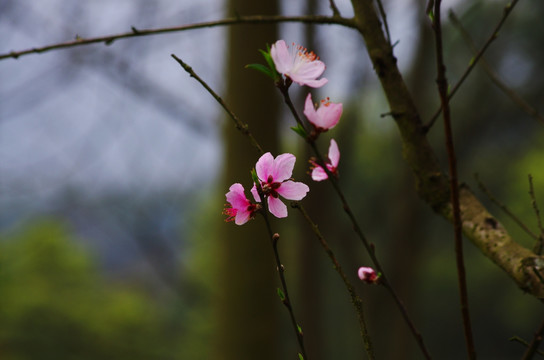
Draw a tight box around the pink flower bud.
[303,93,342,132]
[310,139,340,181]
[358,267,379,284]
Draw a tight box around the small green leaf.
[298,353,304,360]
[290,124,308,139]
[245,63,275,80]
[259,47,277,75]
[251,169,259,185]
[297,324,303,335]
[468,57,475,66]
[277,288,285,301]
[427,11,434,22]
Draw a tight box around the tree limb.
[0,15,356,61]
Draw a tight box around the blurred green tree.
[0,219,176,360]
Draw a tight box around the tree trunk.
[212,0,281,359]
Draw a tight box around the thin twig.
[475,174,539,241]
[521,317,544,360]
[529,175,544,255]
[293,203,375,359]
[171,54,263,155]
[533,267,544,286]
[279,87,432,360]
[511,336,544,357]
[431,1,476,358]
[173,56,310,357]
[328,0,341,17]
[374,0,392,46]
[1,15,357,61]
[261,216,309,360]
[448,10,544,126]
[424,0,521,132]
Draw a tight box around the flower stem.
[293,202,375,359]
[256,181,308,359]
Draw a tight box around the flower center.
[222,204,237,222]
[261,175,281,198]
[320,97,331,107]
[293,43,318,62]
[288,42,321,75]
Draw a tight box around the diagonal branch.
[0,15,356,61]
[293,203,375,359]
[521,317,544,360]
[423,0,521,132]
[448,10,544,126]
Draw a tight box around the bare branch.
[424,0,521,132]
[328,0,341,17]
[521,317,544,360]
[448,10,544,126]
[374,0,391,45]
[529,175,544,255]
[171,54,263,155]
[475,174,539,241]
[0,15,356,61]
[431,0,476,357]
[293,203,375,360]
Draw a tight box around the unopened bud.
[358,266,379,284]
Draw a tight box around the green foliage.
[0,219,177,359]
[276,288,285,301]
[290,124,308,139]
[245,44,280,81]
[245,64,276,80]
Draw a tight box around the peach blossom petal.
[328,139,340,167]
[270,40,291,74]
[277,181,309,200]
[311,166,328,181]
[268,196,288,218]
[256,152,274,181]
[272,153,296,182]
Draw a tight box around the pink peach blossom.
[303,93,343,131]
[251,152,309,218]
[224,183,258,225]
[311,139,340,181]
[270,40,328,88]
[358,267,379,284]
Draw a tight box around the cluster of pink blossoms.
[270,39,343,181]
[223,152,309,225]
[224,40,343,225]
[226,40,375,283]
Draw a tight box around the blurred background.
[0,0,543,359]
